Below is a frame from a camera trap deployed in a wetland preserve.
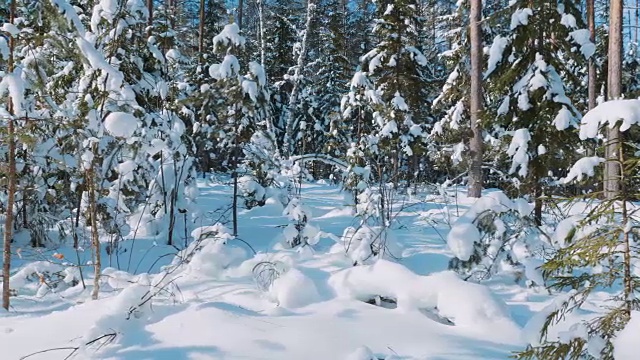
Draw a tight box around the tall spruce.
[484,1,592,224]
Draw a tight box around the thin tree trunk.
[73,189,86,289]
[232,108,239,237]
[588,0,596,111]
[147,0,153,27]
[605,0,623,200]
[258,0,266,67]
[2,0,17,311]
[238,0,244,29]
[585,0,597,159]
[168,0,176,30]
[534,183,542,226]
[468,0,483,198]
[198,0,205,55]
[86,149,101,300]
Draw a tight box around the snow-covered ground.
[0,180,552,359]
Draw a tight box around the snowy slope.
[0,181,541,360]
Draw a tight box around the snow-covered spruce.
[446,191,545,285]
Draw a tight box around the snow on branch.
[561,156,604,184]
[580,99,640,139]
[213,23,246,52]
[290,153,348,171]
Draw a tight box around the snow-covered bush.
[10,261,81,296]
[238,175,267,209]
[170,224,248,278]
[281,197,320,248]
[337,225,398,266]
[447,191,546,284]
[268,267,320,308]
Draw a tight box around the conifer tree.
[484,1,592,223]
[345,0,430,192]
[263,0,304,146]
[431,0,478,186]
[308,0,351,176]
[207,23,269,234]
[515,99,640,360]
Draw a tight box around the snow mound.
[173,224,248,279]
[269,268,320,308]
[346,346,377,360]
[77,276,154,357]
[615,311,640,359]
[328,260,520,332]
[104,112,138,138]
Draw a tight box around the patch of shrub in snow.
[522,290,578,346]
[328,260,520,334]
[78,276,154,357]
[447,191,531,261]
[184,241,247,278]
[334,225,401,265]
[268,268,320,308]
[238,175,266,208]
[102,267,137,289]
[171,224,248,278]
[9,259,82,296]
[280,197,324,248]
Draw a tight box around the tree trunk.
[468,0,483,198]
[605,0,623,200]
[147,0,153,27]
[2,0,17,311]
[167,0,175,30]
[232,112,239,237]
[258,0,266,67]
[86,151,101,300]
[238,0,244,29]
[587,0,596,111]
[198,0,205,55]
[534,183,542,226]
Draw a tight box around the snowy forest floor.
[0,179,559,359]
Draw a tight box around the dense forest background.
[3,0,640,358]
